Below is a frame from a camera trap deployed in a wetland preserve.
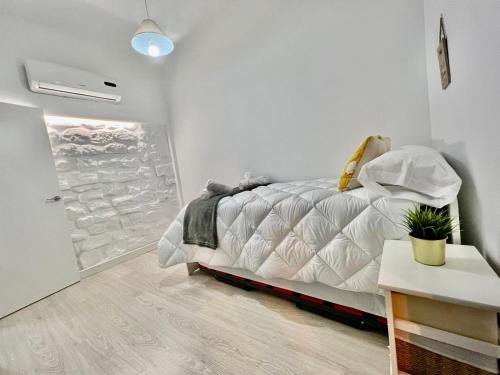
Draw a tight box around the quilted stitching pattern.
[159,178,412,295]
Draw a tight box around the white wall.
[164,0,432,201]
[424,0,500,272]
[1,0,497,274]
[46,121,179,271]
[0,8,167,125]
[0,4,175,268]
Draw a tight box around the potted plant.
[402,206,457,266]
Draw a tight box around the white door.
[0,103,79,318]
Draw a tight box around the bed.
[159,145,462,327]
[158,177,461,326]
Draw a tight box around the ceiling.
[0,0,228,43]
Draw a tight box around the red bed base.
[198,264,387,331]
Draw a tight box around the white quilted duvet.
[159,178,413,295]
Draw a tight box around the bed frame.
[186,200,461,329]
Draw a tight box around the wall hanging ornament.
[437,14,451,89]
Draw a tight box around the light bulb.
[148,43,160,57]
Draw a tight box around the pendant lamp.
[131,0,174,57]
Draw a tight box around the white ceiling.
[0,0,227,43]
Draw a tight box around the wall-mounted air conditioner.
[25,60,122,104]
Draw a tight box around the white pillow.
[357,145,462,208]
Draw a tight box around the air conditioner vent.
[25,60,121,104]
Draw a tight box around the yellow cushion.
[338,136,391,192]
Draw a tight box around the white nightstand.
[379,240,500,375]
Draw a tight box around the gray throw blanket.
[183,183,269,249]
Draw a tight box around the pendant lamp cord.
[144,0,150,18]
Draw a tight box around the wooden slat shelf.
[394,318,500,359]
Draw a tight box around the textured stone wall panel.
[47,122,179,270]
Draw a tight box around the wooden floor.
[0,251,389,375]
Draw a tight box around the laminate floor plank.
[0,251,389,375]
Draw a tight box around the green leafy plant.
[402,206,457,241]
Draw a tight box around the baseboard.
[79,241,158,279]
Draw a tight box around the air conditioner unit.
[25,60,121,104]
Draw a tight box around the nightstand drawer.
[395,337,496,375]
